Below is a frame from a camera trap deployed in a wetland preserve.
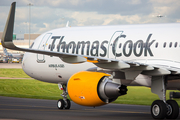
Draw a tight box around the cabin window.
[119,43,122,48]
[155,43,158,48]
[169,42,172,48]
[163,42,166,48]
[174,42,177,48]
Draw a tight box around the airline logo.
[46,34,155,58]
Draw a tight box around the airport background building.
[0,32,40,54]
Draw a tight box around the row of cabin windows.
[155,42,178,48]
[119,42,179,48]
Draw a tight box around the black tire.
[151,100,167,119]
[64,99,71,109]
[57,99,64,109]
[166,100,179,119]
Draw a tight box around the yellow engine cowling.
[67,71,127,107]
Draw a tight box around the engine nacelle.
[67,71,127,107]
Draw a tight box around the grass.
[0,68,180,106]
[114,87,180,106]
[0,68,30,78]
[0,79,63,100]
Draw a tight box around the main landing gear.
[57,84,71,109]
[151,76,179,119]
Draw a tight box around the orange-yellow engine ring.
[67,71,110,107]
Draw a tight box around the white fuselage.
[22,23,180,88]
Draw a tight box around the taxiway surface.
[0,63,22,68]
[0,96,169,120]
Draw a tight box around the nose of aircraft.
[22,52,29,69]
[21,52,36,78]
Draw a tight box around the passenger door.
[37,33,52,63]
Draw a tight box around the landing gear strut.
[151,76,179,119]
[57,84,71,109]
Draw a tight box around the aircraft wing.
[1,2,177,79]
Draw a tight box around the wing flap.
[95,61,130,70]
[61,56,87,63]
[141,68,171,76]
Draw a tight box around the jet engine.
[67,71,127,107]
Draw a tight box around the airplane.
[3,47,23,59]
[157,15,164,18]
[1,2,180,119]
[0,42,23,59]
[152,14,166,18]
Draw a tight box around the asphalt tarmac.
[0,96,160,120]
[0,63,22,68]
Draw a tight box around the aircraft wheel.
[151,100,167,119]
[64,99,71,109]
[57,99,64,109]
[166,100,179,119]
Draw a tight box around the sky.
[0,0,180,35]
